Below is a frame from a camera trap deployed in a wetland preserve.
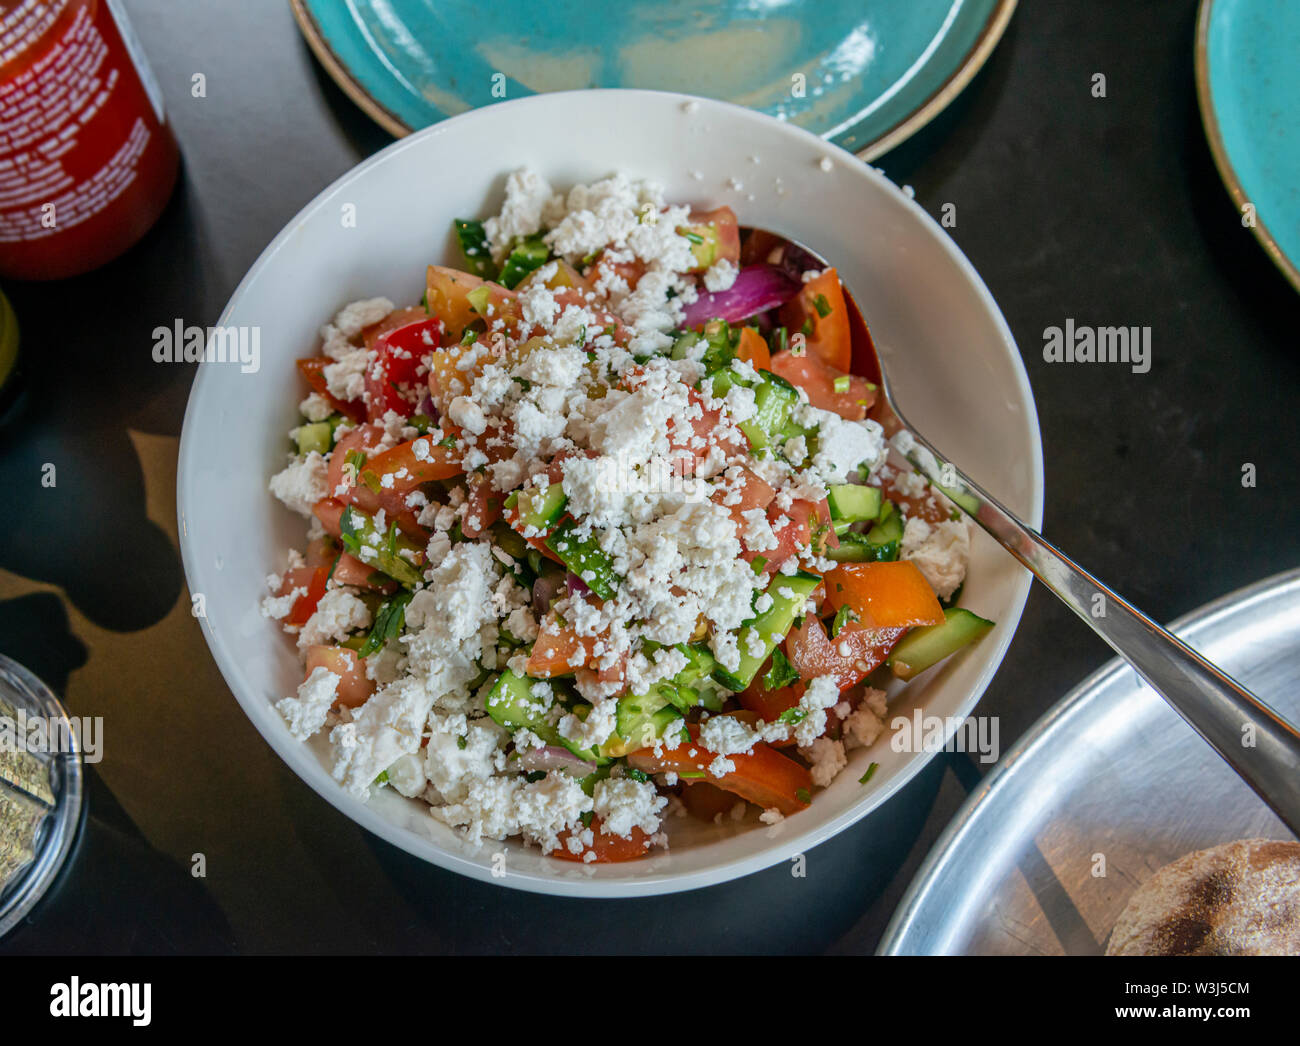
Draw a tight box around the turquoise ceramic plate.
[291,0,1016,159]
[1196,0,1300,292]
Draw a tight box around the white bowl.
[178,89,1044,897]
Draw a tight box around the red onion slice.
[514,745,597,778]
[681,263,800,329]
[532,573,565,616]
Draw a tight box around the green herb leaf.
[339,505,362,557]
[763,648,800,691]
[358,591,413,657]
[830,604,859,638]
[858,762,879,785]
[453,218,496,278]
[812,293,832,318]
[795,787,811,804]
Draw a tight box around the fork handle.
[891,425,1300,838]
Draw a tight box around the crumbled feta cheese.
[269,452,328,517]
[702,258,738,292]
[299,392,334,422]
[485,169,557,263]
[296,588,371,649]
[592,777,667,838]
[800,737,847,787]
[276,666,339,740]
[901,517,971,600]
[843,688,889,751]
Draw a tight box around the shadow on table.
[0,765,237,955]
[350,754,949,955]
[0,598,236,955]
[0,164,226,632]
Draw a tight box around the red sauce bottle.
[0,0,180,280]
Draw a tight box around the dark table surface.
[1,0,1296,955]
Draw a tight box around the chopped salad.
[263,170,992,862]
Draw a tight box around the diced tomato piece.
[343,483,430,542]
[779,268,852,372]
[325,424,431,539]
[546,288,629,347]
[626,723,813,816]
[279,566,328,626]
[679,780,744,821]
[461,472,504,538]
[520,258,594,295]
[304,536,339,568]
[664,386,746,469]
[712,467,776,541]
[574,652,628,694]
[736,326,771,370]
[312,498,346,538]
[878,468,951,525]
[303,645,374,709]
[823,561,945,630]
[331,552,396,592]
[735,673,805,732]
[784,496,838,553]
[526,610,600,677]
[685,206,741,269]
[360,306,427,351]
[364,316,443,421]
[785,614,905,691]
[425,265,485,340]
[586,250,646,292]
[297,357,366,423]
[754,497,836,572]
[768,349,876,421]
[426,340,486,408]
[363,436,463,493]
[326,424,384,499]
[551,818,653,862]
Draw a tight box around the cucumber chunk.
[545,521,619,599]
[679,220,721,269]
[862,507,903,560]
[827,485,882,525]
[889,608,994,680]
[507,481,567,533]
[453,218,496,278]
[295,421,333,456]
[499,235,549,289]
[485,670,613,765]
[675,319,737,370]
[605,693,682,757]
[339,504,424,587]
[738,371,800,451]
[712,571,820,692]
[827,484,883,523]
